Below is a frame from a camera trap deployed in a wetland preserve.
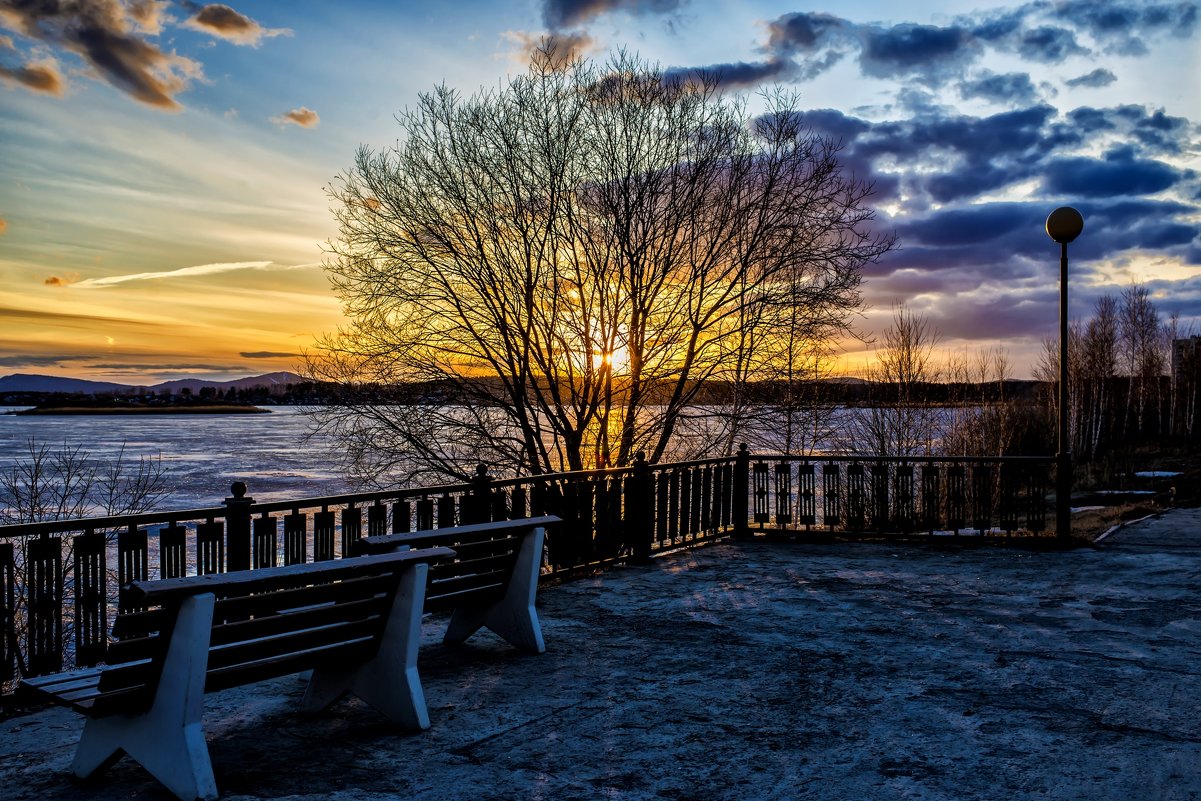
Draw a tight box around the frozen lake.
[0,406,349,510]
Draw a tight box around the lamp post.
[1046,206,1084,542]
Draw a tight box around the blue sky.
[0,0,1198,382]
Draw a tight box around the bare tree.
[1118,283,1165,437]
[943,347,1016,457]
[308,48,892,483]
[1,440,168,524]
[851,305,942,457]
[1,439,168,686]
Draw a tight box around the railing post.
[733,443,751,540]
[224,481,254,572]
[469,463,493,524]
[629,451,655,563]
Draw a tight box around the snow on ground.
[3,511,1199,801]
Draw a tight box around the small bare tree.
[1119,283,1165,437]
[851,306,942,457]
[1,439,168,685]
[943,347,1015,457]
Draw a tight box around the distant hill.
[0,371,307,395]
[150,372,307,395]
[0,373,136,394]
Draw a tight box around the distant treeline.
[4,377,1046,409]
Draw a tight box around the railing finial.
[230,481,247,499]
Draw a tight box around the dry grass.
[1072,502,1162,543]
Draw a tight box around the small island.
[11,401,269,415]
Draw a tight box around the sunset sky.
[1,0,1198,383]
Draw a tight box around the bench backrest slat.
[204,639,378,694]
[355,517,556,612]
[106,577,398,664]
[128,548,450,604]
[207,615,385,673]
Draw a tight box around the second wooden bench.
[353,515,560,654]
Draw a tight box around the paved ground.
[2,511,1199,801]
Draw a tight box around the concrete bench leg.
[72,592,218,801]
[302,563,431,730]
[444,525,546,654]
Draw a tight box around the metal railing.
[0,448,1054,707]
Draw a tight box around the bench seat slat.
[22,667,105,693]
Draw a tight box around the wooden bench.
[21,547,454,801]
[353,515,559,654]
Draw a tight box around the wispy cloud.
[0,353,100,368]
[70,260,319,288]
[125,0,171,34]
[271,106,319,128]
[184,3,290,46]
[1066,67,1117,88]
[0,305,160,327]
[503,30,596,67]
[542,0,686,30]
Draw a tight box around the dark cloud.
[241,351,299,359]
[665,1,1196,98]
[856,105,1058,203]
[0,354,99,367]
[1012,25,1086,62]
[959,71,1038,105]
[0,0,201,108]
[1044,148,1186,197]
[185,3,288,45]
[797,109,871,143]
[44,274,76,286]
[969,14,1085,62]
[1053,0,1199,55]
[0,58,65,95]
[899,203,1035,247]
[858,23,976,84]
[663,58,794,89]
[765,11,846,53]
[1065,68,1117,88]
[542,0,684,30]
